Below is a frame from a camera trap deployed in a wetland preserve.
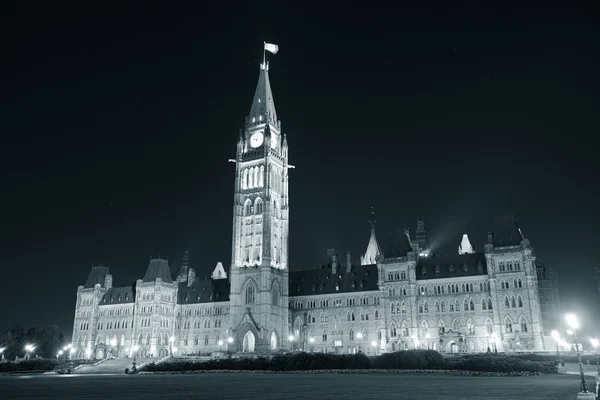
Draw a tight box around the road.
[0,372,586,399]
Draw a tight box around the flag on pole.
[264,42,279,54]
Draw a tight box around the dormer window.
[252,117,256,123]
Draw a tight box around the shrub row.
[0,359,58,373]
[514,353,599,364]
[141,369,544,377]
[145,350,557,374]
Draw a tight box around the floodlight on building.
[288,335,295,342]
[227,337,234,344]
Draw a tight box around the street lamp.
[57,350,63,359]
[490,333,498,354]
[565,314,589,394]
[590,338,599,377]
[131,345,139,372]
[169,336,175,356]
[551,330,561,357]
[24,344,35,359]
[371,340,377,355]
[0,347,5,360]
[356,332,363,353]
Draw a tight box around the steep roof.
[289,264,379,297]
[361,225,382,265]
[491,215,524,247]
[177,278,230,304]
[83,266,109,289]
[248,65,278,126]
[385,228,414,258]
[100,286,135,305]
[416,252,488,280]
[142,258,173,283]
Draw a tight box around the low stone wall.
[139,369,545,377]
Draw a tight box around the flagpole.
[262,41,266,68]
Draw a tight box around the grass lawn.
[0,372,583,399]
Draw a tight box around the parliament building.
[71,53,554,359]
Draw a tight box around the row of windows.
[421,261,484,278]
[241,166,265,190]
[141,293,154,301]
[182,291,224,303]
[182,306,228,316]
[80,298,94,306]
[182,319,223,329]
[387,271,407,281]
[498,260,522,272]
[98,308,131,317]
[291,296,381,310]
[416,297,494,314]
[97,320,131,330]
[388,287,408,297]
[243,198,264,215]
[79,322,90,331]
[504,295,524,308]
[500,279,524,289]
[182,334,222,347]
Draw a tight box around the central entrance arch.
[243,331,256,352]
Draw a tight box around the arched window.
[485,318,493,334]
[391,303,395,314]
[520,317,528,333]
[424,302,429,313]
[244,200,252,216]
[469,299,475,311]
[487,297,493,310]
[440,301,445,312]
[254,167,259,188]
[375,310,379,320]
[420,320,428,337]
[518,296,523,307]
[467,319,475,335]
[351,312,355,321]
[481,298,487,310]
[390,322,397,337]
[505,317,513,333]
[271,283,279,306]
[452,319,459,331]
[245,282,256,304]
[518,279,523,288]
[204,335,209,346]
[401,320,409,337]
[255,198,263,214]
[435,301,440,312]
[418,302,423,313]
[504,296,510,308]
[349,329,355,341]
[511,296,517,308]
[242,169,248,189]
[401,302,406,314]
[463,299,468,311]
[455,300,459,312]
[259,165,264,187]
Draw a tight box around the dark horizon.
[1,4,598,339]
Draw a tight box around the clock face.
[250,132,264,148]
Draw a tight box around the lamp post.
[565,314,589,394]
[288,335,295,351]
[227,336,234,354]
[490,333,498,354]
[590,338,599,377]
[356,332,363,353]
[57,350,63,359]
[131,345,139,372]
[309,337,315,352]
[24,344,35,360]
[371,340,378,356]
[0,347,5,361]
[551,330,561,357]
[169,336,175,356]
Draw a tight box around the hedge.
[0,359,58,373]
[145,350,557,374]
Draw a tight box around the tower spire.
[248,43,279,128]
[361,207,382,265]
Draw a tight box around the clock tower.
[228,59,290,353]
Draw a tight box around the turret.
[187,268,195,287]
[176,250,190,284]
[361,208,382,265]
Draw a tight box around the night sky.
[1,4,598,338]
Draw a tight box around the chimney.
[346,251,352,272]
[104,274,113,290]
[187,268,195,287]
[329,249,338,274]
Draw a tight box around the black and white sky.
[1,3,598,337]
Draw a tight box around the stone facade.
[71,57,551,359]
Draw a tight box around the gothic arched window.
[245,283,256,304]
[255,198,263,214]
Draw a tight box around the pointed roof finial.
[361,207,382,265]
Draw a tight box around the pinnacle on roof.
[248,63,278,127]
[458,234,475,254]
[415,218,429,250]
[361,208,382,265]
